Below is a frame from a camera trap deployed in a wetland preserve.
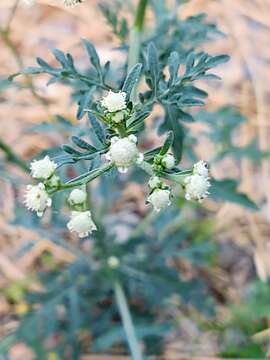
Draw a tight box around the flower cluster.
[24,88,211,235]
[184,161,211,202]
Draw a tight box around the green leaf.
[126,110,151,130]
[147,42,159,93]
[168,51,180,85]
[52,49,68,68]
[165,105,185,162]
[122,63,142,100]
[211,179,258,210]
[205,54,230,68]
[81,39,102,77]
[159,131,174,155]
[88,112,106,145]
[71,136,97,153]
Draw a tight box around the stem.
[128,0,148,71]
[113,279,144,360]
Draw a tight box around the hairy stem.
[114,280,144,360]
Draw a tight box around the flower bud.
[147,189,171,212]
[68,188,87,205]
[30,156,57,180]
[111,111,125,124]
[107,256,120,269]
[162,154,175,169]
[148,176,162,189]
[24,183,52,217]
[101,91,127,113]
[67,211,97,238]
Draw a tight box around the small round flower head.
[193,160,209,178]
[24,183,52,217]
[106,135,143,173]
[30,156,57,180]
[147,188,171,212]
[68,188,87,206]
[101,91,127,113]
[148,176,162,189]
[162,154,175,169]
[111,111,125,124]
[67,211,97,238]
[184,174,210,202]
[107,256,120,269]
[63,0,85,6]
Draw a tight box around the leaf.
[62,145,84,157]
[122,63,142,100]
[71,136,97,153]
[81,39,102,77]
[76,90,93,120]
[168,51,180,85]
[147,42,159,93]
[165,105,185,162]
[205,54,230,68]
[126,110,151,130]
[52,49,68,68]
[211,179,258,210]
[88,112,106,145]
[159,131,174,155]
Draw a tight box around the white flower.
[193,160,209,178]
[63,0,85,6]
[162,154,175,169]
[106,135,143,173]
[30,156,57,180]
[68,188,87,205]
[147,189,171,212]
[67,211,97,238]
[107,256,120,269]
[101,91,127,113]
[24,183,52,217]
[148,176,162,189]
[184,174,210,201]
[111,111,125,123]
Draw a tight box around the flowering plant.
[3,0,258,359]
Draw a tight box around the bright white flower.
[30,156,57,180]
[193,160,209,178]
[63,0,85,6]
[106,135,143,173]
[68,189,87,205]
[101,91,127,113]
[107,256,120,268]
[184,174,210,202]
[148,176,162,189]
[162,154,175,169]
[67,211,97,238]
[24,183,52,217]
[147,189,171,212]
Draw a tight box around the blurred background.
[0,0,270,359]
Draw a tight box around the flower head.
[147,188,171,212]
[101,91,127,113]
[24,183,52,217]
[63,0,85,6]
[67,211,97,238]
[107,256,120,269]
[148,176,162,189]
[162,154,175,170]
[184,174,210,202]
[68,188,87,205]
[193,160,209,178]
[30,156,57,180]
[106,135,143,173]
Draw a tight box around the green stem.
[114,279,144,360]
[128,0,148,71]
[0,138,29,173]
